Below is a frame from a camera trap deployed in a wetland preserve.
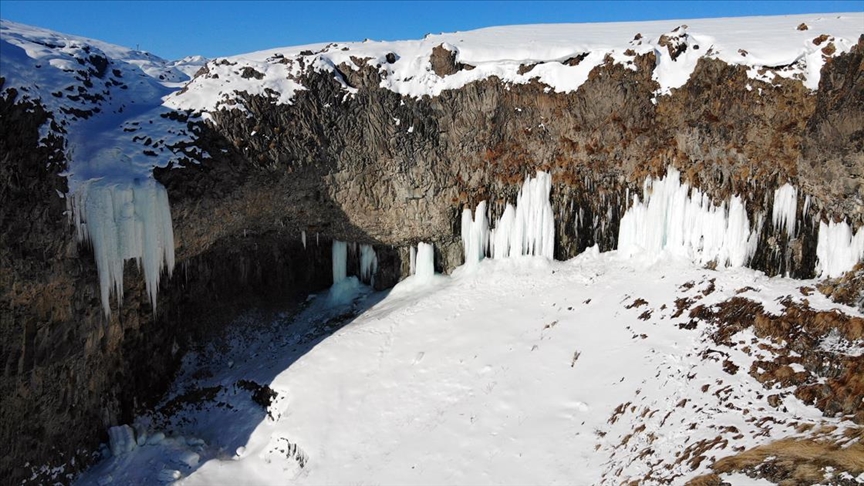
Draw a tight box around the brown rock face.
[801,35,864,222]
[1,38,863,484]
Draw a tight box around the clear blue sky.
[2,1,862,60]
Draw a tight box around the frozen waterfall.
[415,242,436,280]
[772,183,798,239]
[816,220,864,278]
[359,244,378,284]
[617,168,757,268]
[461,171,555,263]
[70,178,175,316]
[332,240,348,284]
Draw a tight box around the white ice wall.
[462,171,555,263]
[816,220,864,278]
[415,242,436,280]
[772,183,798,239]
[71,179,175,316]
[617,168,757,268]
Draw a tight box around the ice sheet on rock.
[70,178,175,316]
[618,167,756,268]
[772,183,798,239]
[816,220,864,278]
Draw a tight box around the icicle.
[511,171,555,258]
[71,178,175,316]
[492,204,516,259]
[816,220,864,278]
[359,244,377,284]
[772,183,798,239]
[409,246,417,275]
[415,242,435,280]
[617,167,755,267]
[332,240,347,284]
[301,230,307,250]
[461,201,489,264]
[463,171,555,263]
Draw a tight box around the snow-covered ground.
[76,248,863,485]
[167,12,864,113]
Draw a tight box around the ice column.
[816,220,864,278]
[617,167,756,267]
[415,242,435,279]
[461,171,555,262]
[71,178,175,316]
[359,244,378,284]
[772,183,798,239]
[461,201,489,264]
[332,240,348,284]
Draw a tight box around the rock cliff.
[1,16,862,483]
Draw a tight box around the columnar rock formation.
[0,16,862,483]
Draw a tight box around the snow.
[618,167,757,268]
[70,178,175,316]
[772,183,798,239]
[816,220,864,278]
[75,248,864,486]
[165,13,864,115]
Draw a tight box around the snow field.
[74,249,861,486]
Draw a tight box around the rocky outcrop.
[161,38,864,279]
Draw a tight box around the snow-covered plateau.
[1,11,864,486]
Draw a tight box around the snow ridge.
[164,13,864,114]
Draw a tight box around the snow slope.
[0,20,207,182]
[166,12,864,114]
[75,249,864,485]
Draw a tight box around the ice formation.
[415,242,435,279]
[461,171,555,263]
[409,246,417,276]
[617,168,757,268]
[772,183,798,239]
[301,230,307,250]
[816,220,864,278]
[332,240,348,284]
[108,425,136,457]
[70,179,175,316]
[461,201,489,264]
[359,244,378,284]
